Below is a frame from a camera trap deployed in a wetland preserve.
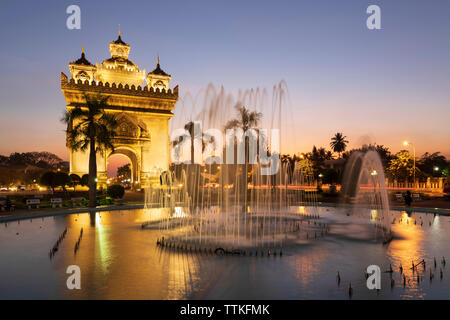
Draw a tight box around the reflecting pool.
[1,207,450,299]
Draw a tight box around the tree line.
[280,133,450,184]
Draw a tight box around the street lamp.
[403,141,416,185]
[434,166,440,177]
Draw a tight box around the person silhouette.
[404,191,412,207]
[5,197,12,211]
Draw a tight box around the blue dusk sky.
[0,0,449,173]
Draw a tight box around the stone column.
[439,177,444,192]
[96,150,108,190]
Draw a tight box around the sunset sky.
[0,0,449,175]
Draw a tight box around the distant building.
[323,159,346,171]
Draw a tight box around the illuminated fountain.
[142,84,394,254]
[340,150,393,243]
[142,156,329,255]
[141,83,328,255]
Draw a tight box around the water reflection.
[1,207,450,299]
[386,211,426,299]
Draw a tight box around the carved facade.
[61,30,178,188]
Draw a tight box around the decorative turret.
[146,55,171,90]
[64,29,177,91]
[95,27,146,87]
[68,42,97,83]
[109,25,130,59]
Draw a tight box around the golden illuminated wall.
[60,72,178,188]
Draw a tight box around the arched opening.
[107,148,139,188]
[107,154,132,186]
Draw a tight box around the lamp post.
[403,141,416,187]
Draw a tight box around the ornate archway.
[107,147,139,185]
[61,31,178,189]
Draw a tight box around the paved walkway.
[0,202,145,222]
[400,198,450,209]
[1,197,449,222]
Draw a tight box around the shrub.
[54,172,70,191]
[107,184,125,199]
[81,174,89,187]
[40,171,57,191]
[98,197,113,206]
[70,174,81,190]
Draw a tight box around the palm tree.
[172,121,217,208]
[330,132,349,158]
[281,154,301,184]
[172,121,203,165]
[225,106,262,132]
[225,105,262,209]
[62,94,118,207]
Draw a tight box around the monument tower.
[61,29,178,188]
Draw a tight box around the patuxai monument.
[61,29,178,188]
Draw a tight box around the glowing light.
[172,207,186,218]
[370,209,378,221]
[403,140,409,147]
[371,170,378,176]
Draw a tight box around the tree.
[172,121,200,165]
[107,184,125,199]
[172,121,214,164]
[6,152,64,169]
[387,151,421,181]
[54,172,71,192]
[171,121,214,207]
[117,163,131,180]
[306,146,333,178]
[40,171,57,192]
[62,94,118,207]
[81,174,89,187]
[70,174,81,191]
[0,167,18,185]
[225,105,262,209]
[419,152,447,177]
[330,132,349,158]
[280,154,302,183]
[443,166,450,178]
[343,144,393,168]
